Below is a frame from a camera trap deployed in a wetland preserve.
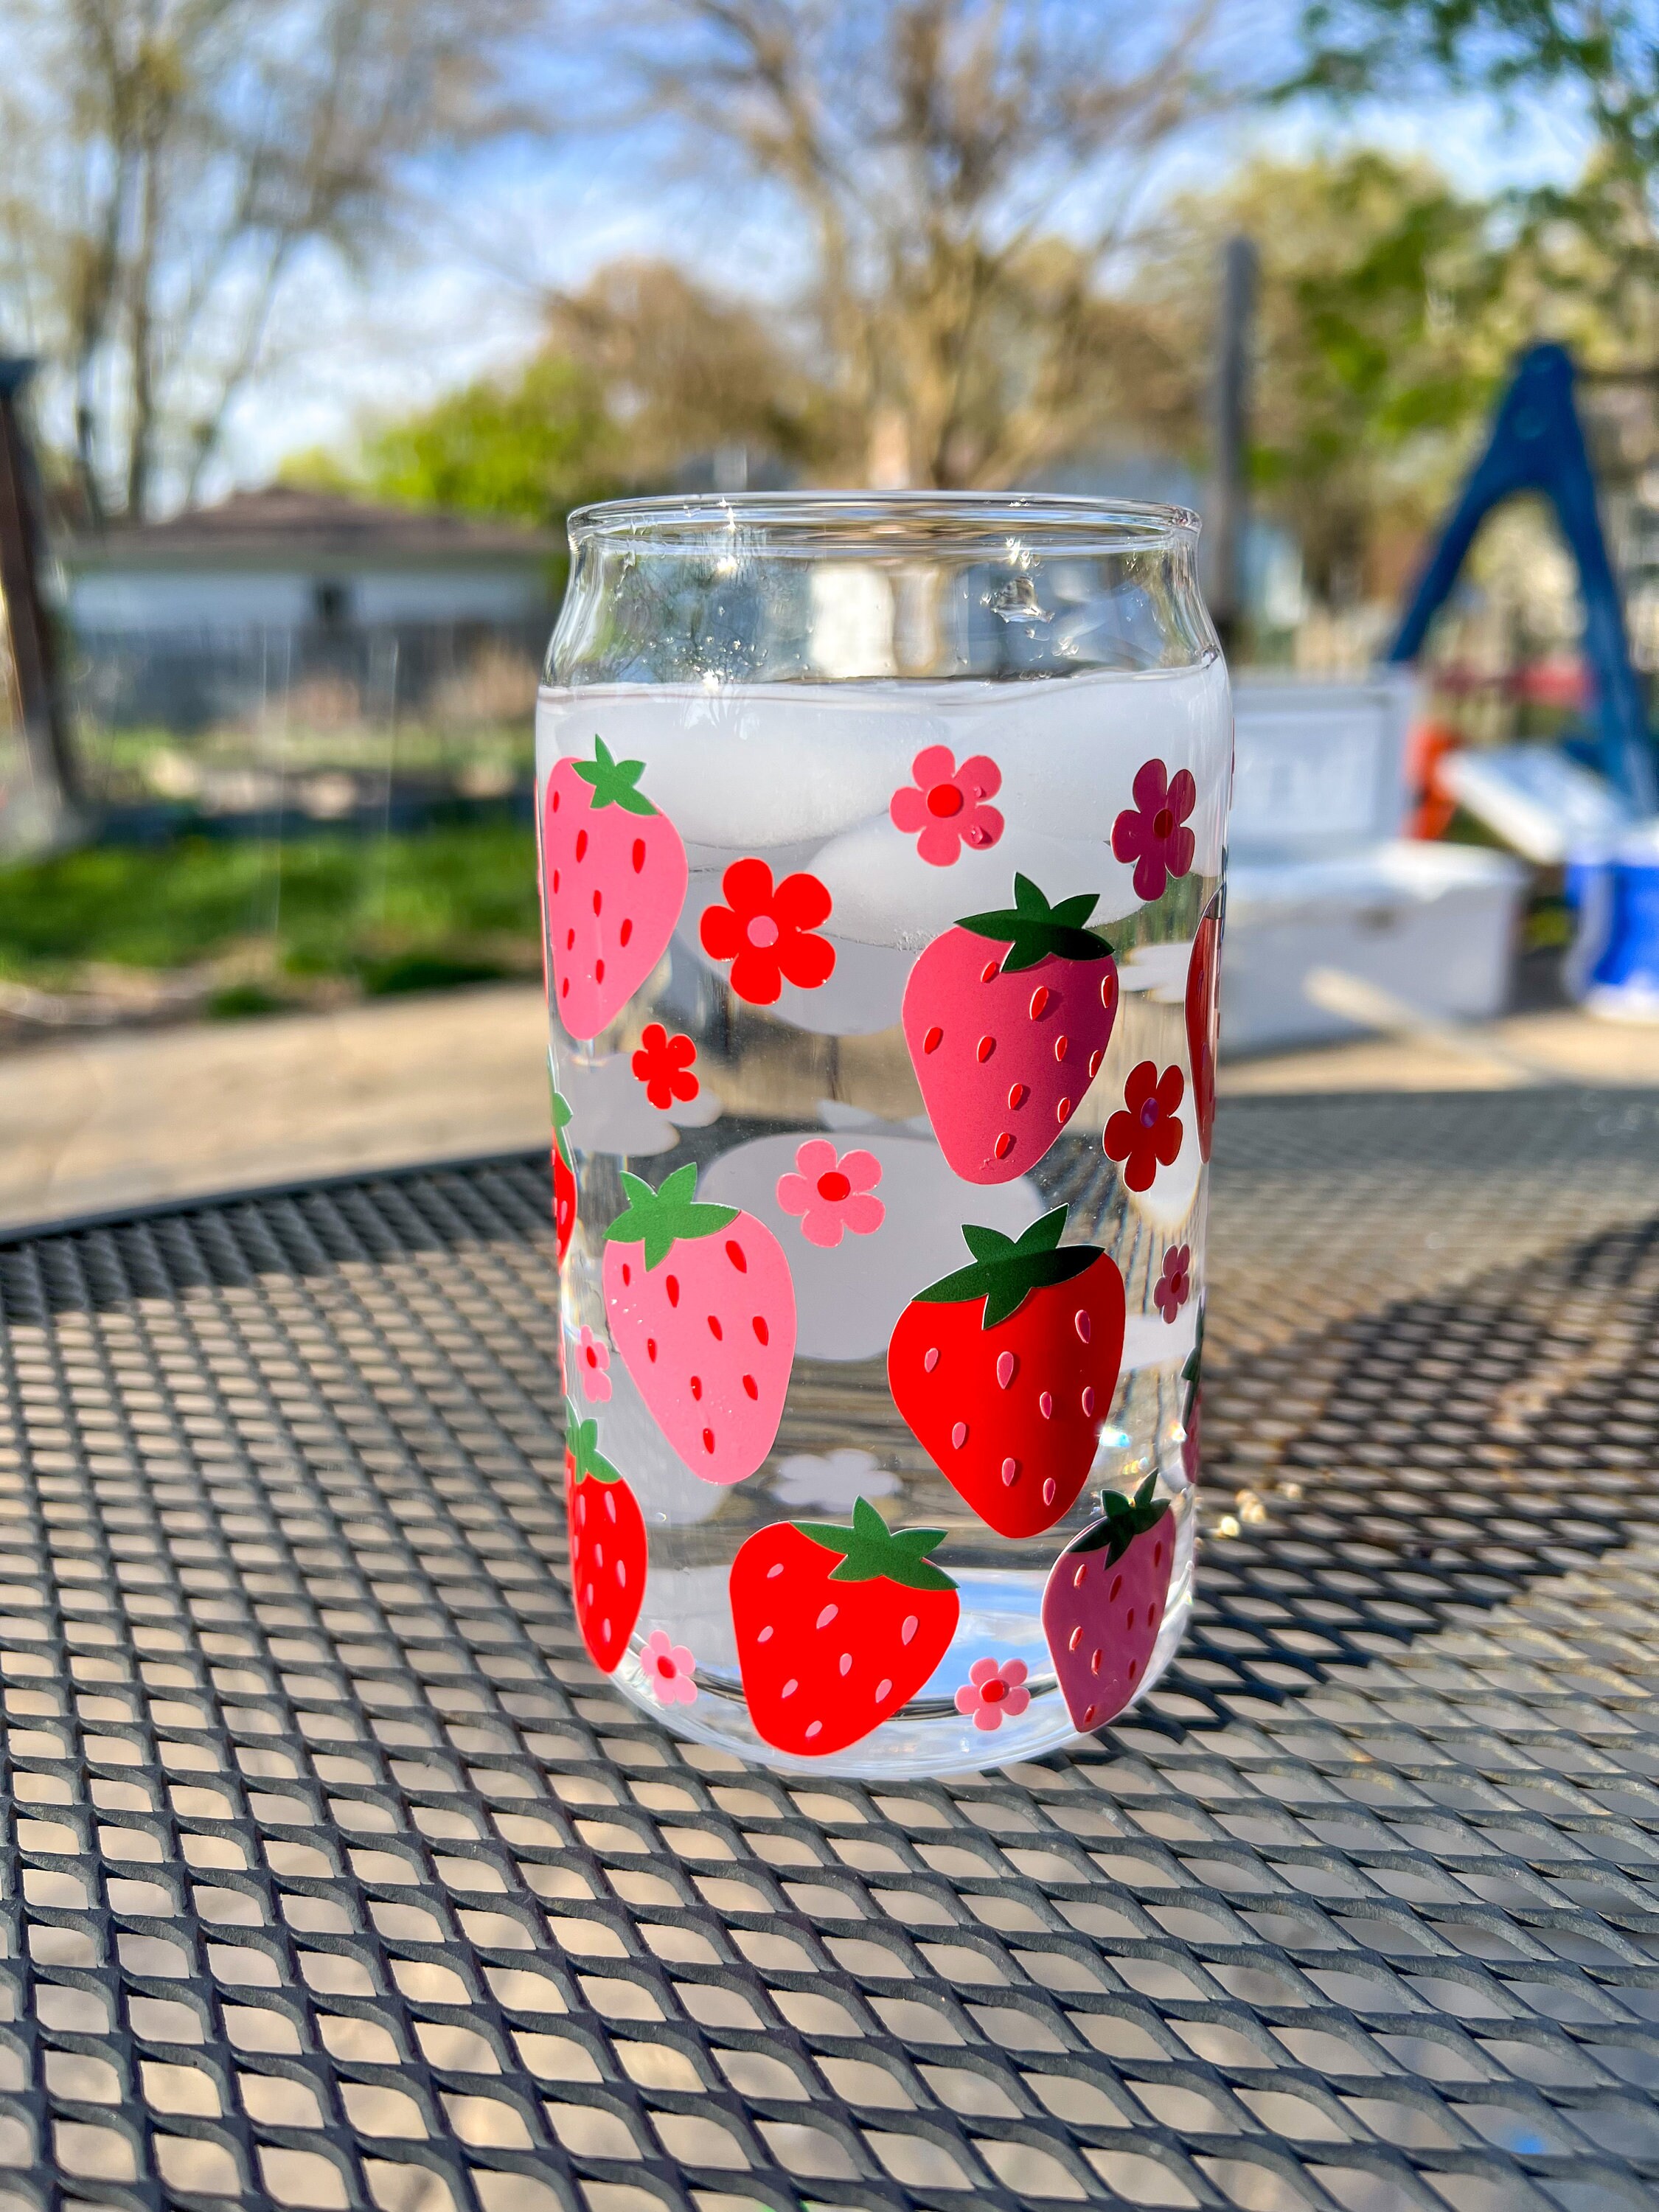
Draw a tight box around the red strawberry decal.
[902,873,1118,1183]
[1180,1308,1204,1484]
[543,737,689,1038]
[1186,890,1222,1163]
[1042,1476,1173,1732]
[551,1083,577,1265]
[730,1497,959,1756]
[563,1401,647,1673]
[887,1206,1125,1539]
[602,1164,796,1485]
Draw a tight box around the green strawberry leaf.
[1068,1471,1170,1563]
[956,872,1113,973]
[564,1398,622,1484]
[793,1495,956,1593]
[913,1205,1099,1326]
[550,1083,574,1168]
[573,734,659,816]
[603,1164,738,1270]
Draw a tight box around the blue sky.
[216,55,1596,497]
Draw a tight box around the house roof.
[67,486,560,568]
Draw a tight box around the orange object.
[1407,720,1461,840]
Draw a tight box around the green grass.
[0,823,543,1007]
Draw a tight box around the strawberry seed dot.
[1082,1385,1096,1416]
[1056,1096,1071,1121]
[742,1374,757,1399]
[766,1563,783,1580]
[838,1654,852,1676]
[874,1677,891,1701]
[752,1315,768,1345]
[975,1034,995,1062]
[1001,1456,1019,1486]
[552,790,560,811]
[725,1239,748,1271]
[981,959,1001,984]
[575,830,588,860]
[757,1624,773,1642]
[1088,1047,1103,1077]
[816,1604,838,1630]
[1039,1391,1054,1419]
[1054,1034,1069,1061]
[592,889,602,915]
[1074,1310,1091,1343]
[900,1615,918,1646]
[923,1346,939,1373]
[995,1351,1017,1388]
[565,928,575,950]
[647,1338,657,1362]
[619,918,633,946]
[1091,1647,1102,1674]
[993,1132,1015,1159]
[950,1421,968,1448]
[804,1719,821,1739]
[1127,1608,1135,1629]
[1008,1082,1028,1110]
[1068,1625,1082,1650]
[707,1314,723,1340]
[1043,1478,1056,1504]
[552,869,560,891]
[665,1275,679,1307]
[1110,1573,1123,1599]
[631,837,645,872]
[922,1024,944,1054]
[689,1375,702,1400]
[1128,1658,1139,1681]
[594,959,605,982]
[1029,985,1050,1018]
[701,1426,714,1453]
[1082,1703,1097,1726]
[780,1678,797,1699]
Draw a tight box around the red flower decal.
[1104,1060,1186,1192]
[889,745,1004,866]
[700,858,835,1006]
[630,1023,699,1110]
[1112,759,1197,902]
[1154,1243,1192,1324]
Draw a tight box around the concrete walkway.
[1,984,1658,1234]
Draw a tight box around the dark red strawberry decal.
[602,1164,796,1485]
[1042,1476,1173,1732]
[888,1206,1125,1539]
[563,1400,647,1673]
[551,1083,577,1265]
[730,1497,959,1756]
[902,873,1118,1184]
[543,737,689,1039]
[1186,890,1222,1163]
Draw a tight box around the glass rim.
[565,489,1200,557]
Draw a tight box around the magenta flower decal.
[954,1657,1031,1732]
[1154,1244,1192,1324]
[1112,759,1197,902]
[776,1139,885,1248]
[890,745,1004,867]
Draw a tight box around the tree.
[0,0,534,521]
[1293,2,1659,354]
[574,0,1255,489]
[363,355,621,526]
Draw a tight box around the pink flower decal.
[631,1023,699,1110]
[1105,1061,1186,1192]
[775,1140,885,1249]
[700,858,835,1005]
[575,1324,611,1402]
[890,745,1004,867]
[1154,1245,1192,1324]
[641,1628,698,1707]
[1112,759,1197,902]
[954,1657,1031,1732]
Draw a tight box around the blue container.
[1567,826,1659,1015]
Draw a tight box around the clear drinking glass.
[538,493,1229,1778]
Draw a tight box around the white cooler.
[1222,674,1526,1053]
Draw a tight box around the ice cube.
[557,1048,722,1161]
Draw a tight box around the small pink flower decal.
[631,1023,699,1110]
[776,1139,886,1248]
[1154,1245,1192,1324]
[575,1324,612,1402]
[641,1628,698,1706]
[954,1656,1031,1731]
[890,745,1004,867]
[1113,759,1197,902]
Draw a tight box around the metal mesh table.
[0,1089,1658,2212]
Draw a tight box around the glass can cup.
[538,493,1229,1778]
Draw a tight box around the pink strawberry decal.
[902,873,1119,1184]
[564,1401,647,1674]
[543,737,689,1038]
[730,1497,959,1756]
[1042,1476,1173,1733]
[602,1164,796,1484]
